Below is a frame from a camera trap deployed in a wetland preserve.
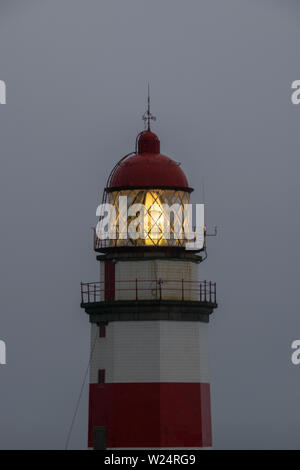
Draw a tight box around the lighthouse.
[80,98,217,449]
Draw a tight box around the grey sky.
[0,0,300,449]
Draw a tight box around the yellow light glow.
[144,192,164,245]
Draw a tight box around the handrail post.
[87,283,90,303]
[94,283,96,302]
[214,282,216,303]
[209,281,212,302]
[204,280,206,302]
[135,278,138,301]
[182,279,184,301]
[159,279,162,301]
[200,282,202,302]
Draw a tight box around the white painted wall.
[90,321,210,384]
[101,259,199,301]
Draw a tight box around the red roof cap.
[109,130,190,190]
[138,130,160,154]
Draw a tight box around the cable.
[202,243,208,262]
[64,328,98,450]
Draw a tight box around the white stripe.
[90,321,210,383]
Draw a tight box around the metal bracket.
[205,226,217,237]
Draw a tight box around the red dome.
[109,130,191,190]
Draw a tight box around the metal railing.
[92,227,200,250]
[80,279,216,304]
[93,234,186,250]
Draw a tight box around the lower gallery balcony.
[80,279,217,323]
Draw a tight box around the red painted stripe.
[104,261,115,300]
[88,383,212,448]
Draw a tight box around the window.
[98,369,105,384]
[99,322,106,338]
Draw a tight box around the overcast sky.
[0,0,300,449]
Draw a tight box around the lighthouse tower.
[81,100,217,449]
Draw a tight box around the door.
[93,426,107,450]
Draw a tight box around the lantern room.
[95,128,199,251]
